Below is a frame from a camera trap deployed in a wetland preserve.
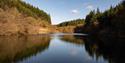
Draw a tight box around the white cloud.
[86,5,94,10]
[71,9,79,14]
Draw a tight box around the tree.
[57,19,84,27]
[0,0,51,24]
[85,11,95,26]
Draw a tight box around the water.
[0,33,116,63]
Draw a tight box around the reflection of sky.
[17,35,108,63]
[23,0,122,24]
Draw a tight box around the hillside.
[0,0,54,36]
[57,19,84,27]
[57,19,85,33]
[77,1,125,37]
[0,0,51,23]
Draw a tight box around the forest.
[57,19,84,27]
[56,19,85,33]
[0,0,54,36]
[77,1,125,38]
[0,0,51,24]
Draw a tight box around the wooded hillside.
[0,0,53,35]
[56,19,85,33]
[0,0,51,24]
[57,19,84,27]
[79,1,125,37]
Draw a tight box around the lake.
[0,33,123,63]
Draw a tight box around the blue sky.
[23,0,122,24]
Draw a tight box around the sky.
[23,0,122,24]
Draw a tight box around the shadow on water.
[0,33,124,63]
[78,35,125,63]
[60,35,84,45]
[0,35,51,63]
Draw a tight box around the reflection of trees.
[60,35,84,45]
[84,36,125,63]
[0,35,51,63]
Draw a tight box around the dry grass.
[0,7,52,36]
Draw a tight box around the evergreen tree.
[57,19,84,27]
[0,0,51,24]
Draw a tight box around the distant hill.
[56,19,85,33]
[57,19,85,27]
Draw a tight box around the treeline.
[0,0,51,24]
[80,1,125,37]
[57,19,84,27]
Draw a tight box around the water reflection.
[0,35,50,63]
[0,34,120,63]
[60,35,84,45]
[82,36,125,63]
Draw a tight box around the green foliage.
[85,11,96,25]
[57,19,84,27]
[83,0,125,35]
[0,0,51,24]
